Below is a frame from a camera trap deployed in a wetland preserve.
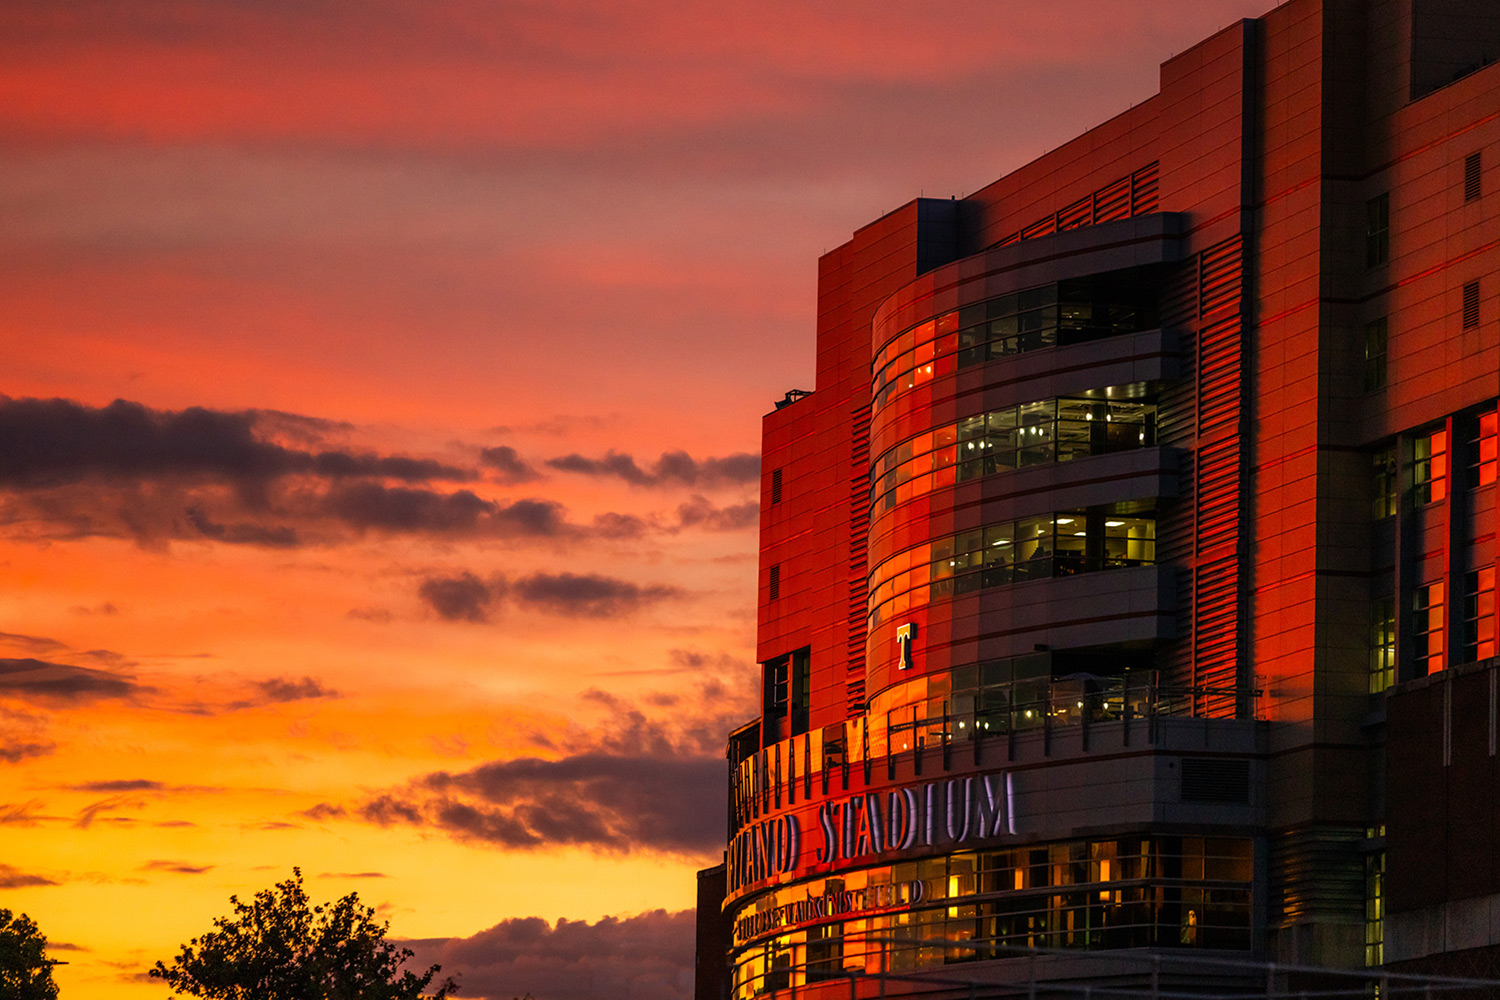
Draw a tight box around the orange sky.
[0,2,1282,997]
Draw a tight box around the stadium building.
[697,0,1500,996]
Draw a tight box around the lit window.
[1414,582,1445,677]
[1468,411,1497,488]
[1366,194,1389,267]
[1413,428,1447,505]
[1465,568,1496,663]
[1364,317,1387,392]
[1370,597,1395,693]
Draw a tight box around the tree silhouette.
[150,868,457,999]
[0,909,60,1000]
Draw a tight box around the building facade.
[698,1,1500,996]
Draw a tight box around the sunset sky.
[1,3,1281,997]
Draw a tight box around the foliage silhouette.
[150,868,457,999]
[0,909,59,1000]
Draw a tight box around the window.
[1464,281,1481,329]
[764,657,788,718]
[1370,596,1395,693]
[1414,582,1445,677]
[1468,411,1497,488]
[867,507,1157,627]
[1413,428,1447,505]
[768,564,780,600]
[763,647,810,732]
[1466,151,1482,202]
[1366,193,1390,267]
[770,467,783,504]
[1364,317,1388,391]
[1365,851,1385,967]
[1372,446,1397,519]
[1465,568,1496,662]
[872,390,1157,511]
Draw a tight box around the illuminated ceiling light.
[1074,531,1086,536]
[1106,520,1125,527]
[1056,518,1074,525]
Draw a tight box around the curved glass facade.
[731,836,1252,998]
[869,390,1157,512]
[870,269,1162,415]
[866,509,1157,627]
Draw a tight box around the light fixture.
[1056,518,1074,525]
[1106,520,1124,527]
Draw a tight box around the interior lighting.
[1056,518,1074,525]
[1106,520,1125,527]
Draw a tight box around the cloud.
[416,571,679,622]
[301,803,347,822]
[0,632,67,655]
[322,484,566,538]
[0,658,149,705]
[318,871,388,879]
[0,396,469,489]
[546,449,757,487]
[255,676,338,702]
[357,752,725,854]
[674,494,758,532]
[0,863,58,889]
[508,573,678,617]
[141,859,213,875]
[478,445,538,484]
[418,572,492,623]
[407,909,694,1000]
[68,602,120,615]
[67,779,166,793]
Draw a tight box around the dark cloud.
[68,602,120,615]
[255,676,338,702]
[674,495,759,532]
[0,632,67,654]
[418,572,493,623]
[0,863,58,889]
[509,573,678,618]
[0,396,470,488]
[318,871,387,879]
[74,794,146,829]
[357,751,724,854]
[0,800,52,825]
[301,803,348,821]
[141,859,213,874]
[323,484,565,537]
[479,445,538,484]
[417,571,679,622]
[67,779,165,792]
[0,658,148,705]
[407,909,694,1000]
[0,739,54,763]
[184,506,300,548]
[546,449,758,488]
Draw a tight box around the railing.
[730,672,1258,832]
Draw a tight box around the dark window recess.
[1366,194,1390,267]
[1464,281,1481,329]
[1180,758,1251,803]
[1467,152,1483,202]
[763,647,810,736]
[1364,317,1388,392]
[770,468,783,504]
[768,564,780,600]
[764,657,788,718]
